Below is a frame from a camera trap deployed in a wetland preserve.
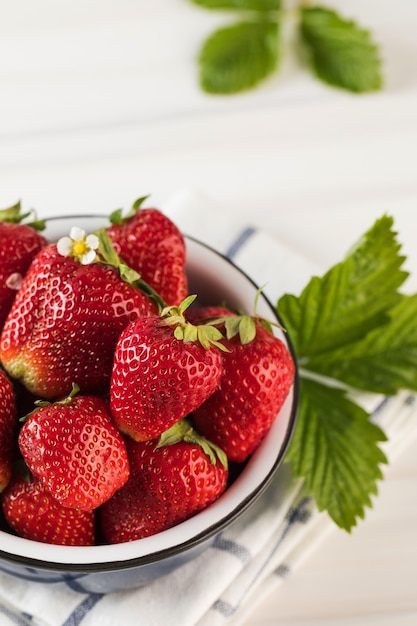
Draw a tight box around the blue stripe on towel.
[225,227,257,260]
[404,394,416,406]
[274,563,290,578]
[370,396,391,420]
[285,497,312,526]
[0,603,32,626]
[212,496,313,619]
[212,598,235,618]
[212,533,251,564]
[62,594,103,626]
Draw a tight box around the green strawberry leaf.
[196,324,228,350]
[286,378,388,531]
[158,418,228,469]
[277,213,417,531]
[96,228,123,268]
[161,296,229,351]
[0,201,46,230]
[131,195,150,210]
[198,20,280,94]
[224,314,257,344]
[299,6,383,93]
[190,0,282,10]
[0,201,24,223]
[305,294,417,394]
[277,215,408,359]
[109,195,150,225]
[178,323,199,343]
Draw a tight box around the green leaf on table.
[305,294,417,394]
[286,378,388,531]
[277,215,408,359]
[299,6,383,93]
[190,0,282,11]
[198,20,280,94]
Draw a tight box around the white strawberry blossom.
[57,227,99,265]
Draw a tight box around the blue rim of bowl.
[0,217,300,573]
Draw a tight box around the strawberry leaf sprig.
[277,215,417,532]
[188,0,382,95]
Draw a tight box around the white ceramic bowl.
[0,214,298,593]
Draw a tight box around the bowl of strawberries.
[0,200,298,592]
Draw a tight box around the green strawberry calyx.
[157,418,228,469]
[109,195,150,225]
[20,383,80,423]
[197,289,285,345]
[160,295,229,351]
[0,201,46,231]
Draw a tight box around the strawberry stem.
[19,383,80,423]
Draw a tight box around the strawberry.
[0,230,157,399]
[192,315,295,463]
[100,419,228,543]
[0,202,48,331]
[2,473,95,545]
[186,305,236,325]
[106,199,188,306]
[0,368,17,492]
[110,296,226,442]
[18,389,130,511]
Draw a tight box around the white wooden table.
[1,1,417,624]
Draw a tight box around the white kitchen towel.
[0,190,416,626]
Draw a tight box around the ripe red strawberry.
[0,202,48,331]
[0,240,157,399]
[0,368,17,492]
[2,473,95,545]
[193,318,295,463]
[100,419,228,543]
[110,296,225,441]
[186,305,236,327]
[106,200,188,306]
[18,391,130,511]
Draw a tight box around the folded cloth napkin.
[1,190,416,626]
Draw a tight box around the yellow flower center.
[73,241,88,256]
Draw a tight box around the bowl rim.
[0,216,299,573]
